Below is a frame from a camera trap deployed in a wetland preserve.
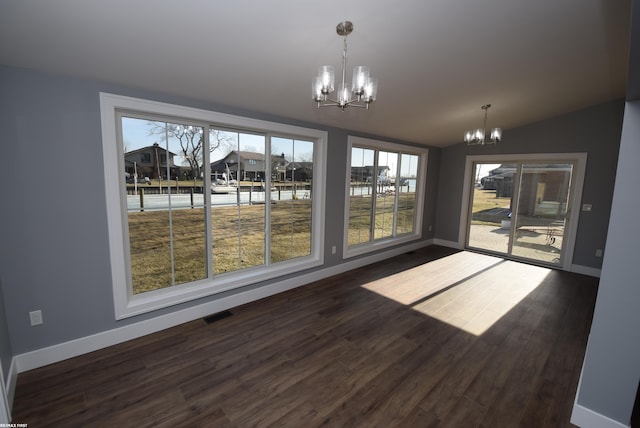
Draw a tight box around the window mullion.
[392,155,401,236]
[370,150,379,241]
[235,146,242,270]
[265,134,272,265]
[164,124,176,286]
[204,127,213,279]
[290,142,296,257]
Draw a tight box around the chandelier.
[464,104,502,145]
[313,21,378,110]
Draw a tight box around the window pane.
[128,210,172,293]
[397,154,418,234]
[210,130,266,273]
[374,151,397,239]
[122,117,207,294]
[166,123,207,285]
[511,163,572,265]
[348,147,375,245]
[239,133,265,269]
[270,138,314,262]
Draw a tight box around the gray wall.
[0,65,438,355]
[575,100,640,425]
[573,3,640,424]
[435,100,624,269]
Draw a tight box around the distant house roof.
[237,151,266,161]
[488,164,517,176]
[287,161,313,169]
[125,143,177,157]
[211,150,286,170]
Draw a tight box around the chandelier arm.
[317,101,369,109]
[320,93,363,106]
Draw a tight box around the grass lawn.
[470,187,511,225]
[347,192,415,245]
[128,200,312,294]
[128,190,416,295]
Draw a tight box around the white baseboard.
[14,240,432,374]
[571,403,630,428]
[571,264,602,278]
[6,358,16,415]
[433,239,602,279]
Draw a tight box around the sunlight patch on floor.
[361,251,551,336]
[412,261,550,335]
[361,251,504,305]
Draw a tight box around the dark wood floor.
[12,246,598,427]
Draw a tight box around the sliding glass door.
[511,163,573,264]
[468,163,514,255]
[466,155,584,269]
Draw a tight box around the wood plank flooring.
[11,246,598,427]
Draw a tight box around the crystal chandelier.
[464,104,502,145]
[313,21,378,110]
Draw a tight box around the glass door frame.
[459,153,587,271]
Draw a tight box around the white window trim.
[343,136,428,259]
[100,93,327,319]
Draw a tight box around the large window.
[101,93,326,318]
[344,136,427,257]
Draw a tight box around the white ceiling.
[0,0,632,147]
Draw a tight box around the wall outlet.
[429,225,433,232]
[331,245,336,254]
[595,249,603,258]
[29,310,43,326]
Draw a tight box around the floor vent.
[203,310,233,324]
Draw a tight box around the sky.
[121,116,314,166]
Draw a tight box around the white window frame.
[100,93,327,319]
[459,152,587,271]
[343,136,428,258]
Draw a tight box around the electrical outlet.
[595,249,603,258]
[29,310,43,326]
[331,245,336,254]
[429,225,432,231]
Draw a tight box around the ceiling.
[0,0,632,147]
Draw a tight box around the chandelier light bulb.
[318,66,335,94]
[338,86,350,107]
[364,78,378,103]
[491,128,502,142]
[312,77,324,102]
[352,66,370,96]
